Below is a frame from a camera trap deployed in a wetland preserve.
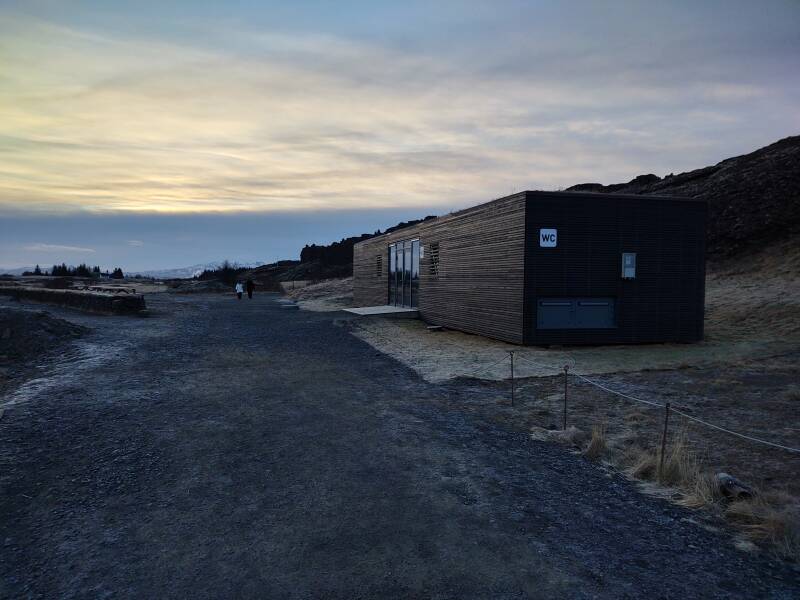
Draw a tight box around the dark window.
[429,242,440,277]
[376,255,382,277]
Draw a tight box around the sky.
[1,0,798,271]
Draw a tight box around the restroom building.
[353,191,706,345]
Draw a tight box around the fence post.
[563,365,569,430]
[659,402,671,481]
[509,351,515,407]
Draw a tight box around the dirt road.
[1,293,797,598]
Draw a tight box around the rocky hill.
[565,135,800,258]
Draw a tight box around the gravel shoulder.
[0,293,797,598]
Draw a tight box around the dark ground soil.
[0,306,87,362]
[1,293,798,599]
[0,306,88,396]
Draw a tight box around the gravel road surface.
[1,293,797,599]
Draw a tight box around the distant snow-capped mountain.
[0,266,33,276]
[131,262,262,279]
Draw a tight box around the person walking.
[234,281,244,300]
[245,278,255,299]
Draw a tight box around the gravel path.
[1,293,797,599]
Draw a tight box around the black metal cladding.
[522,191,707,345]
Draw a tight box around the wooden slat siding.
[523,191,707,345]
[353,193,527,343]
[353,240,389,307]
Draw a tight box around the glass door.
[396,243,404,305]
[388,244,396,305]
[403,242,412,307]
[388,239,420,308]
[411,239,420,308]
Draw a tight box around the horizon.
[2,0,799,270]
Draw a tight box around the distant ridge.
[131,262,263,279]
[0,266,32,276]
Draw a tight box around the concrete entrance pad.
[343,305,419,319]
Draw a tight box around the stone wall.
[0,286,146,315]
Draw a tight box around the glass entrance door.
[403,243,411,306]
[388,239,419,307]
[410,239,419,308]
[389,243,397,305]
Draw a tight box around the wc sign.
[539,228,558,247]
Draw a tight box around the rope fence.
[669,406,800,454]
[571,372,664,409]
[570,370,800,455]
[349,320,800,459]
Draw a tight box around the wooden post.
[509,351,515,407]
[563,365,569,430]
[659,402,671,481]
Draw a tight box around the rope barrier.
[513,353,567,374]
[571,372,800,455]
[459,355,511,380]
[571,373,664,408]
[348,320,800,455]
[670,407,800,454]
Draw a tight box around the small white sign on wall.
[419,245,424,259]
[539,228,558,247]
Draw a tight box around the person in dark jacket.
[245,278,255,299]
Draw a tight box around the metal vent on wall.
[537,298,616,329]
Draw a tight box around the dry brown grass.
[629,432,723,507]
[622,435,714,505]
[521,382,800,560]
[622,430,699,488]
[727,494,800,561]
[286,277,353,312]
[584,422,607,459]
[679,471,724,510]
[658,430,699,487]
[614,430,799,560]
[627,448,658,480]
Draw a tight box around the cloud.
[127,239,144,247]
[23,243,96,253]
[0,6,798,218]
